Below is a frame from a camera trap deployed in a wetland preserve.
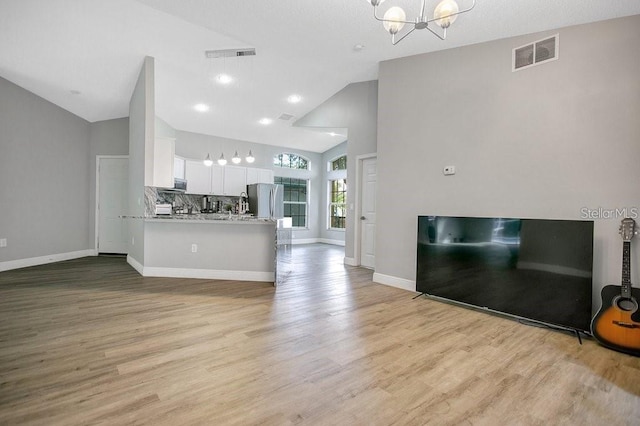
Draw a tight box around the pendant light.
[217,153,227,166]
[231,151,242,164]
[245,150,255,164]
[203,153,213,167]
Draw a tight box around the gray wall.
[89,117,129,248]
[128,57,155,265]
[174,129,323,241]
[0,76,91,262]
[320,141,348,243]
[295,81,378,258]
[376,15,640,301]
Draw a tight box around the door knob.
[360,216,366,220]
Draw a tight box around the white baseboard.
[0,249,95,272]
[292,238,319,245]
[343,257,358,266]
[318,238,345,246]
[127,255,144,275]
[143,266,274,282]
[125,255,273,282]
[373,272,416,292]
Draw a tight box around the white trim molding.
[143,267,273,282]
[373,272,415,292]
[343,257,358,266]
[0,249,96,272]
[318,238,345,246]
[126,255,144,275]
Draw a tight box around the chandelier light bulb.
[203,153,213,167]
[231,151,241,164]
[217,153,227,166]
[434,0,459,29]
[245,150,255,164]
[383,7,406,35]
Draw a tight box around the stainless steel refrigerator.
[247,183,284,219]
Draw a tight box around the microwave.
[173,178,187,192]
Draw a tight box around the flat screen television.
[416,216,594,333]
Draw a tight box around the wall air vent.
[205,48,256,59]
[513,34,558,72]
[278,113,295,121]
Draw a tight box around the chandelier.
[366,0,476,45]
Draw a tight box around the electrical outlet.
[443,165,456,176]
[131,237,135,245]
[191,244,198,253]
[0,238,7,248]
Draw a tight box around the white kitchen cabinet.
[211,165,224,195]
[185,160,212,194]
[152,137,175,188]
[246,168,274,185]
[222,166,247,196]
[257,168,274,184]
[174,156,185,179]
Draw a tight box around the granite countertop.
[136,213,276,224]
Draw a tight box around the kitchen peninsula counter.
[126,214,278,284]
[143,213,276,225]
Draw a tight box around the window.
[274,153,309,170]
[330,155,347,171]
[275,177,308,228]
[329,178,347,229]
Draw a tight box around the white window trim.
[327,154,347,172]
[276,176,310,229]
[273,152,311,171]
[327,177,347,231]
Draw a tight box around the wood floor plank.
[0,244,638,425]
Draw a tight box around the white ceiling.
[1,0,639,153]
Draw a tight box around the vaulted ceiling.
[1,0,639,152]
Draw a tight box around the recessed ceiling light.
[258,118,273,125]
[328,132,337,136]
[193,103,210,112]
[216,74,233,85]
[287,94,302,104]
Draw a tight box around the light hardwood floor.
[0,244,638,425]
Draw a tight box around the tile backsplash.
[145,187,242,215]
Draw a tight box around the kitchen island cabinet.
[127,216,277,283]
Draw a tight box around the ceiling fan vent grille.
[205,48,256,59]
[512,34,558,72]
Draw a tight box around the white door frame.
[352,153,377,267]
[95,155,129,253]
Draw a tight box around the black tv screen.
[416,216,594,332]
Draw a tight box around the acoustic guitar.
[591,218,640,356]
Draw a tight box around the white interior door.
[360,157,377,268]
[98,157,129,254]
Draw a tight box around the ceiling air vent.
[278,113,295,121]
[513,34,558,72]
[205,48,256,59]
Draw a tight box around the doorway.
[96,156,129,254]
[358,155,377,268]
